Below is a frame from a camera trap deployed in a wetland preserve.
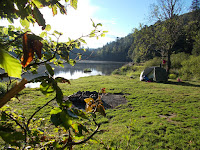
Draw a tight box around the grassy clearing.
[6,75,200,149]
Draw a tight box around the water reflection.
[54,70,103,79]
[25,69,103,88]
[1,61,126,88]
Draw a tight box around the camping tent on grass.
[140,67,168,82]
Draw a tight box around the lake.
[23,60,126,88]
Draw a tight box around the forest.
[85,6,200,64]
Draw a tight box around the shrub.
[171,52,189,69]
[169,74,177,79]
[144,57,161,68]
[180,55,200,80]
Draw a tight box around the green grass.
[4,75,200,149]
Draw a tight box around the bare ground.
[64,93,128,110]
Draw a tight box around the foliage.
[168,73,177,79]
[93,34,133,62]
[192,30,200,56]
[190,0,200,12]
[171,52,190,69]
[180,55,200,80]
[112,63,144,78]
[144,57,161,68]
[0,0,107,149]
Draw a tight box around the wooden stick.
[0,78,27,108]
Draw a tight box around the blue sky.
[1,0,193,48]
[89,0,192,39]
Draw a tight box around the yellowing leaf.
[0,49,22,78]
[21,33,43,67]
[52,4,57,16]
[84,98,94,104]
[97,104,106,116]
[85,104,93,112]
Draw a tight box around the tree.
[0,0,107,149]
[191,0,200,11]
[150,0,184,75]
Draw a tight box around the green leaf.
[32,0,44,8]
[68,59,76,66]
[79,38,87,44]
[91,19,95,27]
[45,24,51,31]
[67,110,78,118]
[33,6,46,28]
[54,30,62,35]
[70,0,77,9]
[0,131,24,146]
[55,77,70,84]
[52,4,57,16]
[101,33,106,37]
[45,63,54,76]
[51,113,62,127]
[40,31,47,38]
[62,100,72,108]
[0,49,22,78]
[72,108,88,119]
[60,110,72,130]
[50,107,62,115]
[40,80,55,95]
[56,87,63,104]
[97,23,102,27]
[97,104,106,116]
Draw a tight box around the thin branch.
[62,123,101,149]
[2,111,27,143]
[26,97,56,127]
[26,52,56,68]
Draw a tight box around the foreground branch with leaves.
[0,0,107,149]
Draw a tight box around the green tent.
[140,67,168,82]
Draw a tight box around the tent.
[140,67,168,82]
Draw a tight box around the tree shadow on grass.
[166,81,200,88]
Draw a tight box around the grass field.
[5,75,200,149]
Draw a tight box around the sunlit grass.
[6,75,200,149]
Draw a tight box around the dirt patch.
[101,93,128,109]
[64,92,128,110]
[159,113,179,124]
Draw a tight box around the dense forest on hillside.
[79,10,200,63]
[70,34,133,62]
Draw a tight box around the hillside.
[83,11,200,63]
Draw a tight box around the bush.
[144,57,161,68]
[169,74,177,79]
[180,55,200,80]
[171,52,189,69]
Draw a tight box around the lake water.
[24,60,126,88]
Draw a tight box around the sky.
[1,0,193,48]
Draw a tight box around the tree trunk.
[166,49,171,76]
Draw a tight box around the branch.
[2,111,27,143]
[26,97,56,127]
[62,119,101,149]
[0,78,27,108]
[26,52,57,68]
